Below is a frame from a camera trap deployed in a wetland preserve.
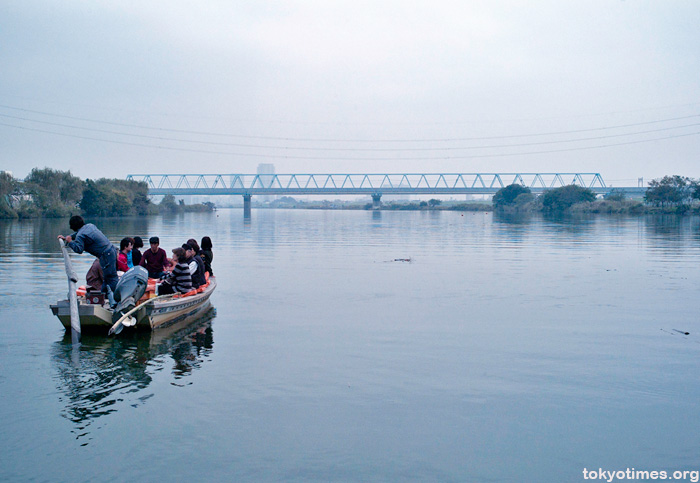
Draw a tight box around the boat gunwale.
[51,276,217,332]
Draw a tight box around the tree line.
[0,168,214,219]
[492,175,700,214]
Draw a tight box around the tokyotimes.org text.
[582,468,700,482]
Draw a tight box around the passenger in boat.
[58,215,118,293]
[157,247,192,295]
[131,236,144,266]
[139,236,170,279]
[117,237,133,272]
[200,236,213,276]
[85,259,103,292]
[125,237,136,268]
[187,238,201,256]
[183,242,206,288]
[187,238,207,282]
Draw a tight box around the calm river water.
[1,209,700,482]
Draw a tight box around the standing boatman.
[58,215,119,293]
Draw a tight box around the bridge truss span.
[127,172,608,196]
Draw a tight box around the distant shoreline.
[233,199,700,215]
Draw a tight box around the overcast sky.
[1,1,699,186]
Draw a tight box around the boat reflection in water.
[51,306,216,445]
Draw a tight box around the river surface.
[1,209,699,482]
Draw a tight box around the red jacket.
[117,252,129,272]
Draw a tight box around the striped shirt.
[169,262,193,293]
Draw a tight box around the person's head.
[149,236,160,252]
[133,236,144,249]
[181,243,194,259]
[187,238,200,253]
[201,236,212,250]
[172,247,186,263]
[120,237,133,252]
[69,215,85,232]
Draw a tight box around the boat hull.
[50,276,216,333]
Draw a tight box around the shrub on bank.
[604,189,627,202]
[644,175,698,208]
[0,169,215,218]
[81,179,139,216]
[542,185,597,212]
[569,199,645,214]
[493,184,532,210]
[14,168,83,218]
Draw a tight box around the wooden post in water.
[59,239,81,344]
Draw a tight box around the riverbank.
[0,169,215,219]
[253,198,700,215]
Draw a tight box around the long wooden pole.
[59,239,81,344]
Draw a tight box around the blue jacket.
[67,223,114,258]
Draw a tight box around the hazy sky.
[2,1,699,186]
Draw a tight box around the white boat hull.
[51,276,217,332]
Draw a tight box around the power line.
[1,103,698,143]
[4,95,700,126]
[2,112,699,152]
[2,120,698,160]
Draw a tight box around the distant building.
[257,163,276,202]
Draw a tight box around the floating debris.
[660,328,691,336]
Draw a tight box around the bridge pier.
[243,194,252,215]
[371,193,382,210]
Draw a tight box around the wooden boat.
[50,275,216,333]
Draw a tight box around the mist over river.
[1,209,699,481]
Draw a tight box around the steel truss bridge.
[127,172,643,196]
[127,172,645,210]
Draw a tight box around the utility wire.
[1,103,698,143]
[5,95,700,124]
[2,121,698,160]
[1,113,699,152]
